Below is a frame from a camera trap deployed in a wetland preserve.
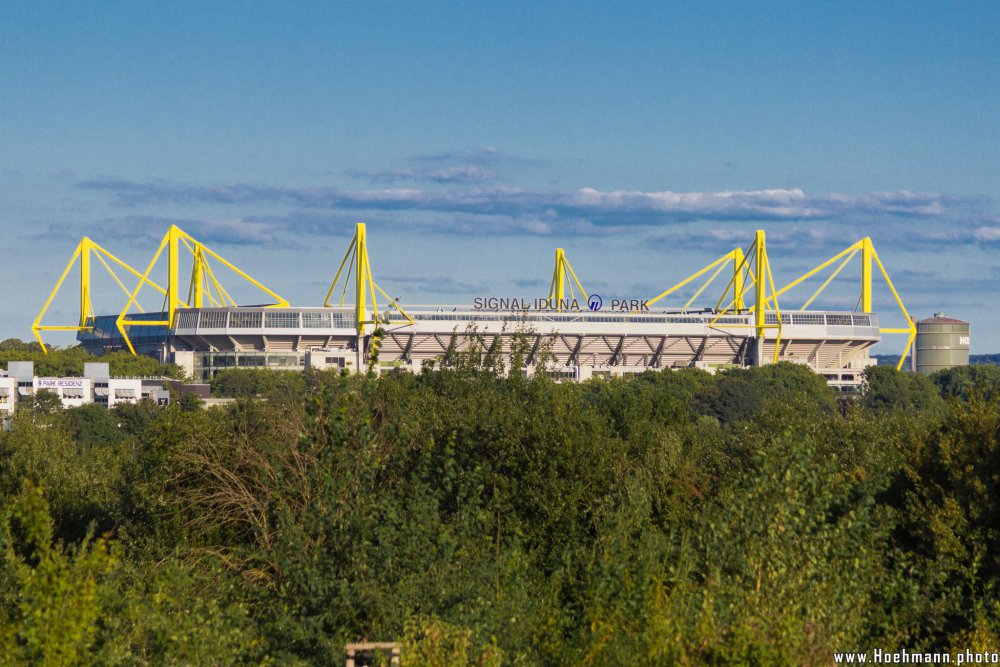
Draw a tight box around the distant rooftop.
[918,312,969,325]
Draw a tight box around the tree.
[862,365,945,415]
[27,389,63,417]
[697,362,835,425]
[931,365,1000,401]
[0,338,41,352]
[210,368,305,399]
[102,351,185,380]
[177,392,205,412]
[0,484,114,665]
[62,403,123,448]
[2,347,182,379]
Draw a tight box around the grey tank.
[914,313,970,374]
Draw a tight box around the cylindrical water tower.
[913,313,970,375]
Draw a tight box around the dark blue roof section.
[77,312,171,355]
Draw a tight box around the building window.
[265,311,300,328]
[331,313,355,329]
[200,311,228,328]
[302,312,331,328]
[230,311,263,328]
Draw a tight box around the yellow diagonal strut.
[32,237,168,354]
[647,247,750,312]
[548,248,588,310]
[323,222,413,334]
[116,225,289,355]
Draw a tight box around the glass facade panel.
[331,313,355,329]
[302,312,331,328]
[265,311,300,328]
[230,311,263,328]
[200,311,228,328]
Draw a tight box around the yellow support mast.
[733,246,746,311]
[32,237,168,354]
[707,230,783,364]
[548,248,587,310]
[323,223,413,335]
[116,225,289,355]
[765,236,916,370]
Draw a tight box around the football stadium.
[32,224,916,391]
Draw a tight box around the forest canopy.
[2,360,999,665]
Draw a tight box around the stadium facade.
[36,225,916,392]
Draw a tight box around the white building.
[107,378,143,408]
[304,347,358,372]
[0,361,171,414]
[34,376,92,409]
[0,376,15,418]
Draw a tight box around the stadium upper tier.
[78,306,880,389]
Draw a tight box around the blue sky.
[2,1,998,352]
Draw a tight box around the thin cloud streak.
[23,215,285,247]
[78,179,959,230]
[347,165,499,185]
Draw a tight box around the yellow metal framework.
[32,226,916,371]
[116,225,289,355]
[765,237,915,370]
[647,246,748,312]
[548,248,587,310]
[323,223,413,334]
[646,231,782,362]
[708,230,783,363]
[32,237,168,354]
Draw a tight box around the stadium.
[33,224,916,391]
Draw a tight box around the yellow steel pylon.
[32,237,168,354]
[765,236,916,370]
[323,223,413,335]
[116,225,289,355]
[548,248,587,310]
